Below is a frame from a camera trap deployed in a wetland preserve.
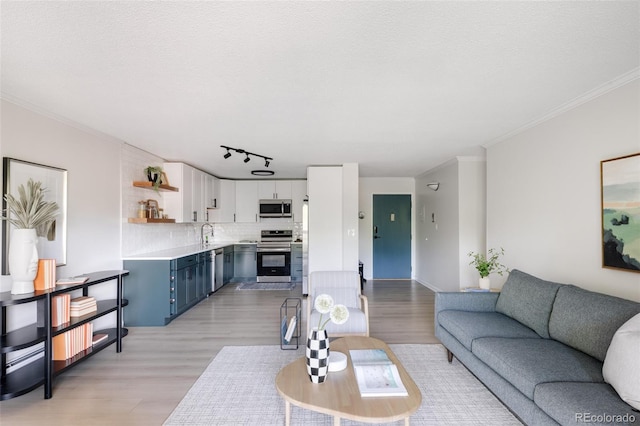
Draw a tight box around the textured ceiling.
[1,1,638,179]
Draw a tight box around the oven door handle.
[257,247,291,253]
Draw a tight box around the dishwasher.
[214,248,224,291]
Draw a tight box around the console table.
[0,270,128,400]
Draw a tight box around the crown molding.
[485,67,640,147]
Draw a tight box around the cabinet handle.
[193,211,197,222]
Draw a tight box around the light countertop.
[122,243,237,261]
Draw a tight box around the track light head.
[220,145,273,174]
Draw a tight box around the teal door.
[373,194,411,279]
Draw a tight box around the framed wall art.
[2,157,68,274]
[601,152,640,273]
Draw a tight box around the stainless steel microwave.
[259,199,292,218]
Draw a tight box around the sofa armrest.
[435,292,500,315]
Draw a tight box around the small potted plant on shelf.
[468,247,508,290]
[144,166,163,190]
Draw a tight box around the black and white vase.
[306,328,330,383]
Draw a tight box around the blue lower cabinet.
[124,253,212,326]
[291,244,303,281]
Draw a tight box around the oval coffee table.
[275,336,422,425]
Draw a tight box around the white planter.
[9,228,39,294]
[479,277,491,290]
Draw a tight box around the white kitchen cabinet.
[209,179,235,223]
[192,168,205,222]
[162,162,194,223]
[163,162,212,223]
[258,180,293,200]
[235,181,259,222]
[204,174,218,209]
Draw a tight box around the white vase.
[479,276,491,290]
[9,228,39,294]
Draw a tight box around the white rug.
[164,344,522,425]
[236,281,298,290]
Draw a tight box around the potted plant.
[1,179,59,294]
[144,166,163,190]
[468,247,508,290]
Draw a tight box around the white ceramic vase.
[479,276,491,290]
[9,228,39,294]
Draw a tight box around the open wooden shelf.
[132,181,179,192]
[128,218,176,224]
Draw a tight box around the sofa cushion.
[534,382,640,426]
[473,337,604,399]
[549,286,640,361]
[438,310,540,351]
[495,269,562,338]
[603,313,640,410]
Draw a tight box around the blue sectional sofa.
[435,269,640,425]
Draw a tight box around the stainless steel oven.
[257,230,292,282]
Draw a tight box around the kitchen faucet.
[201,222,214,245]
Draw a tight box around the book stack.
[34,259,56,291]
[70,296,97,317]
[51,294,71,327]
[52,323,94,360]
[349,349,408,397]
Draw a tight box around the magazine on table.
[349,349,408,397]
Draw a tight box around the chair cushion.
[534,382,640,426]
[549,286,640,361]
[602,313,640,410]
[309,307,367,336]
[495,269,562,338]
[310,286,359,308]
[437,310,540,351]
[473,337,604,399]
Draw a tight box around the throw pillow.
[602,313,640,410]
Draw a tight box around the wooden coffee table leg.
[285,401,291,426]
[405,417,410,425]
[333,416,341,425]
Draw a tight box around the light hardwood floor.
[1,279,438,425]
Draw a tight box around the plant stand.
[280,298,301,350]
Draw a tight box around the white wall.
[308,166,343,271]
[487,79,640,302]
[342,163,359,270]
[1,99,123,330]
[414,157,486,292]
[358,177,414,279]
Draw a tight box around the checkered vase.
[306,328,330,383]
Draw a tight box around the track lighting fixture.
[220,145,273,168]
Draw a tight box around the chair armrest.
[359,294,369,336]
[435,292,499,315]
